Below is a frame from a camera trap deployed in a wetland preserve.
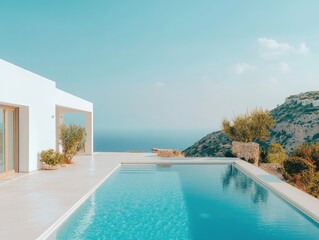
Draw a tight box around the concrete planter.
[232,141,260,166]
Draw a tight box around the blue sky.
[1,1,319,131]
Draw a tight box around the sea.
[94,129,210,152]
[61,113,210,152]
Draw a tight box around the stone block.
[232,141,259,165]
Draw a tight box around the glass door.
[7,109,15,171]
[0,109,4,173]
[0,106,18,174]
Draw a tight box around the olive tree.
[59,124,86,164]
[222,108,274,143]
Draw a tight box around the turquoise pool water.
[54,164,319,239]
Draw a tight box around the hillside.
[183,91,319,157]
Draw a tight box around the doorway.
[0,106,18,175]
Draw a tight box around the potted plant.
[40,149,63,170]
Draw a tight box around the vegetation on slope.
[183,91,319,157]
[283,142,319,197]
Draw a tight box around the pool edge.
[39,158,319,239]
[37,163,121,240]
[234,160,319,223]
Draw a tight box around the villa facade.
[0,59,93,173]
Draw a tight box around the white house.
[0,59,93,173]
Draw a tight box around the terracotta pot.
[42,163,59,170]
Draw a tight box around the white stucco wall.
[56,89,92,112]
[0,59,93,172]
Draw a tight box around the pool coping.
[234,160,319,223]
[41,158,319,239]
[38,164,121,240]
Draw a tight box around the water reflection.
[222,165,268,204]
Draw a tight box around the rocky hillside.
[183,91,319,157]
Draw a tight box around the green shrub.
[282,156,319,196]
[312,133,319,142]
[40,149,62,166]
[224,150,234,157]
[309,143,319,170]
[222,108,274,143]
[291,143,312,160]
[59,124,86,164]
[291,142,319,170]
[308,173,319,197]
[283,157,314,179]
[266,143,287,164]
[259,147,268,163]
[297,171,319,197]
[283,142,319,197]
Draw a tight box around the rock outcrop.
[182,131,232,157]
[183,91,319,157]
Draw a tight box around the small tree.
[222,108,274,142]
[59,124,86,164]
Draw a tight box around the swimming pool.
[52,164,319,239]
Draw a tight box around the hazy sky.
[1,1,319,131]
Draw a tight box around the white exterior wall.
[0,59,93,172]
[55,89,94,155]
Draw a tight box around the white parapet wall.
[55,89,93,155]
[0,59,93,172]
